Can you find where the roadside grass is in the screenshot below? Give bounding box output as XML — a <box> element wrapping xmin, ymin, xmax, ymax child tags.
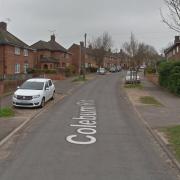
<box><xmin>72</xmin><ymin>76</ymin><xmax>87</xmax><ymax>82</ymax></box>
<box><xmin>162</xmin><ymin>126</ymin><xmax>180</xmax><ymax>161</ymax></box>
<box><xmin>0</xmin><ymin>107</ymin><xmax>14</xmax><ymax>118</ymax></box>
<box><xmin>124</xmin><ymin>83</ymin><xmax>143</xmax><ymax>89</ymax></box>
<box><xmin>139</xmin><ymin>96</ymin><xmax>162</xmax><ymax>106</ymax></box>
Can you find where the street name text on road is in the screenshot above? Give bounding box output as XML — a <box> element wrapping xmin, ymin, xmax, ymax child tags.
<box><xmin>66</xmin><ymin>100</ymin><xmax>97</xmax><ymax>145</ymax></box>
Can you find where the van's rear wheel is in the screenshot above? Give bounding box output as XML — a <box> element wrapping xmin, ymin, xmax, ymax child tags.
<box><xmin>40</xmin><ymin>97</ymin><xmax>45</xmax><ymax>108</ymax></box>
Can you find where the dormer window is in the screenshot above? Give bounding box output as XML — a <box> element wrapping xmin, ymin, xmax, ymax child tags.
<box><xmin>15</xmin><ymin>47</ymin><xmax>20</xmax><ymax>55</ymax></box>
<box><xmin>24</xmin><ymin>49</ymin><xmax>28</xmax><ymax>56</ymax></box>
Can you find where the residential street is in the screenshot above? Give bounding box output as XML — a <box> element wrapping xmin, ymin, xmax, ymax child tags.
<box><xmin>0</xmin><ymin>73</ymin><xmax>178</xmax><ymax>180</ymax></box>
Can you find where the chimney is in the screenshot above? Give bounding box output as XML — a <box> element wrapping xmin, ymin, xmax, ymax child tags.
<box><xmin>174</xmin><ymin>36</ymin><xmax>180</xmax><ymax>43</ymax></box>
<box><xmin>0</xmin><ymin>22</ymin><xmax>7</xmax><ymax>31</ymax></box>
<box><xmin>50</xmin><ymin>34</ymin><xmax>55</xmax><ymax>42</ymax></box>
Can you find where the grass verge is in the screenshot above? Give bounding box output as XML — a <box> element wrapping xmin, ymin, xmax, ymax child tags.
<box><xmin>124</xmin><ymin>83</ymin><xmax>143</xmax><ymax>89</ymax></box>
<box><xmin>72</xmin><ymin>76</ymin><xmax>87</xmax><ymax>82</ymax></box>
<box><xmin>162</xmin><ymin>126</ymin><xmax>180</xmax><ymax>161</ymax></box>
<box><xmin>139</xmin><ymin>96</ymin><xmax>162</xmax><ymax>106</ymax></box>
<box><xmin>0</xmin><ymin>107</ymin><xmax>14</xmax><ymax>118</ymax></box>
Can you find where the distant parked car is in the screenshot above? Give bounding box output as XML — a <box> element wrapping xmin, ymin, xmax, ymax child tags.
<box><xmin>97</xmin><ymin>68</ymin><xmax>106</xmax><ymax>75</ymax></box>
<box><xmin>12</xmin><ymin>78</ymin><xmax>55</xmax><ymax>108</ymax></box>
<box><xmin>109</xmin><ymin>67</ymin><xmax>116</xmax><ymax>73</ymax></box>
<box><xmin>139</xmin><ymin>65</ymin><xmax>146</xmax><ymax>70</ymax></box>
<box><xmin>116</xmin><ymin>66</ymin><xmax>122</xmax><ymax>72</ymax></box>
<box><xmin>125</xmin><ymin>70</ymin><xmax>140</xmax><ymax>84</ymax></box>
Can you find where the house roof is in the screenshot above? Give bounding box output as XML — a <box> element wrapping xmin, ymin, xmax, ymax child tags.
<box><xmin>0</xmin><ymin>28</ymin><xmax>30</xmax><ymax>49</ymax></box>
<box><xmin>31</xmin><ymin>37</ymin><xmax>68</xmax><ymax>53</ymax></box>
<box><xmin>164</xmin><ymin>42</ymin><xmax>180</xmax><ymax>55</ymax></box>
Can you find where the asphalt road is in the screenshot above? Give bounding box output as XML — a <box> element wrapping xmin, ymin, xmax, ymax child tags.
<box><xmin>0</xmin><ymin>72</ymin><xmax>178</xmax><ymax>180</ymax></box>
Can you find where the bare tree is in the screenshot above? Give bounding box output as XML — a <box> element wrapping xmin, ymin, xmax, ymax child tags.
<box><xmin>123</xmin><ymin>33</ymin><xmax>139</xmax><ymax>69</ymax></box>
<box><xmin>161</xmin><ymin>0</ymin><xmax>180</xmax><ymax>32</ymax></box>
<box><xmin>89</xmin><ymin>32</ymin><xmax>113</xmax><ymax>67</ymax></box>
<box><xmin>123</xmin><ymin>33</ymin><xmax>159</xmax><ymax>82</ymax></box>
<box><xmin>123</xmin><ymin>33</ymin><xmax>159</xmax><ymax>69</ymax></box>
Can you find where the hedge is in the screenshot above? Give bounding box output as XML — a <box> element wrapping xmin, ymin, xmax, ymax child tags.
<box><xmin>158</xmin><ymin>61</ymin><xmax>180</xmax><ymax>95</ymax></box>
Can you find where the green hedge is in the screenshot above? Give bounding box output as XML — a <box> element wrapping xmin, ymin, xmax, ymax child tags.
<box><xmin>64</xmin><ymin>65</ymin><xmax>76</xmax><ymax>77</ymax></box>
<box><xmin>27</xmin><ymin>68</ymin><xmax>57</xmax><ymax>74</ymax></box>
<box><xmin>145</xmin><ymin>66</ymin><xmax>156</xmax><ymax>74</ymax></box>
<box><xmin>158</xmin><ymin>61</ymin><xmax>180</xmax><ymax>95</ymax></box>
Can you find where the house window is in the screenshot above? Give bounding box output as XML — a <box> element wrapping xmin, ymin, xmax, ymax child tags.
<box><xmin>15</xmin><ymin>47</ymin><xmax>20</xmax><ymax>55</ymax></box>
<box><xmin>24</xmin><ymin>63</ymin><xmax>29</xmax><ymax>74</ymax></box>
<box><xmin>24</xmin><ymin>49</ymin><xmax>28</xmax><ymax>56</ymax></box>
<box><xmin>15</xmin><ymin>64</ymin><xmax>20</xmax><ymax>73</ymax></box>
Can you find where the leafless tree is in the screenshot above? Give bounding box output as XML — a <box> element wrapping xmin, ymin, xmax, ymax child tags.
<box><xmin>123</xmin><ymin>33</ymin><xmax>159</xmax><ymax>82</ymax></box>
<box><xmin>161</xmin><ymin>0</ymin><xmax>180</xmax><ymax>32</ymax></box>
<box><xmin>89</xmin><ymin>32</ymin><xmax>113</xmax><ymax>67</ymax></box>
<box><xmin>123</xmin><ymin>33</ymin><xmax>139</xmax><ymax>69</ymax></box>
<box><xmin>123</xmin><ymin>33</ymin><xmax>159</xmax><ymax>69</ymax></box>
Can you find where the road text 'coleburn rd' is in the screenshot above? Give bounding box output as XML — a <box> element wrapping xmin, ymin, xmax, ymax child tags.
<box><xmin>66</xmin><ymin>100</ymin><xmax>97</xmax><ymax>145</ymax></box>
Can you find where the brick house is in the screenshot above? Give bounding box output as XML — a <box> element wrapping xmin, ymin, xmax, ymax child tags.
<box><xmin>0</xmin><ymin>22</ymin><xmax>35</xmax><ymax>78</ymax></box>
<box><xmin>31</xmin><ymin>35</ymin><xmax>72</xmax><ymax>70</ymax></box>
<box><xmin>164</xmin><ymin>36</ymin><xmax>180</xmax><ymax>60</ymax></box>
<box><xmin>69</xmin><ymin>43</ymin><xmax>122</xmax><ymax>73</ymax></box>
<box><xmin>103</xmin><ymin>51</ymin><xmax>121</xmax><ymax>69</ymax></box>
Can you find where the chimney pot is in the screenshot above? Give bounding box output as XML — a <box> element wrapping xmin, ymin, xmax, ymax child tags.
<box><xmin>175</xmin><ymin>36</ymin><xmax>180</xmax><ymax>43</ymax></box>
<box><xmin>0</xmin><ymin>22</ymin><xmax>7</xmax><ymax>31</ymax></box>
<box><xmin>51</xmin><ymin>34</ymin><xmax>55</xmax><ymax>42</ymax></box>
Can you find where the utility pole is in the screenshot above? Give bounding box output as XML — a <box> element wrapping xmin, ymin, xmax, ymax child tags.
<box><xmin>83</xmin><ymin>33</ymin><xmax>87</xmax><ymax>80</ymax></box>
<box><xmin>80</xmin><ymin>41</ymin><xmax>84</xmax><ymax>76</ymax></box>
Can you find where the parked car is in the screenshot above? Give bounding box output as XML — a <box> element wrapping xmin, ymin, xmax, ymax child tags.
<box><xmin>97</xmin><ymin>68</ymin><xmax>106</xmax><ymax>75</ymax></box>
<box><xmin>125</xmin><ymin>70</ymin><xmax>140</xmax><ymax>84</ymax></box>
<box><xmin>109</xmin><ymin>67</ymin><xmax>116</xmax><ymax>73</ymax></box>
<box><xmin>116</xmin><ymin>66</ymin><xmax>122</xmax><ymax>72</ymax></box>
<box><xmin>139</xmin><ymin>65</ymin><xmax>146</xmax><ymax>69</ymax></box>
<box><xmin>12</xmin><ymin>78</ymin><xmax>55</xmax><ymax>108</ymax></box>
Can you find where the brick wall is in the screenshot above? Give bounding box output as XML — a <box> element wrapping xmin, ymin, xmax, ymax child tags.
<box><xmin>146</xmin><ymin>74</ymin><xmax>159</xmax><ymax>86</ymax></box>
<box><xmin>3</xmin><ymin>45</ymin><xmax>35</xmax><ymax>75</ymax></box>
<box><xmin>0</xmin><ymin>46</ymin><xmax>4</xmax><ymax>76</ymax></box>
<box><xmin>69</xmin><ymin>44</ymin><xmax>81</xmax><ymax>73</ymax></box>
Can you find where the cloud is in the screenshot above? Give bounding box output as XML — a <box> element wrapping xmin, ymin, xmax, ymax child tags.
<box><xmin>0</xmin><ymin>0</ymin><xmax>176</xmax><ymax>52</ymax></box>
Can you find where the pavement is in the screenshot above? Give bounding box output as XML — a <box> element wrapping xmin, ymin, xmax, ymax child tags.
<box><xmin>126</xmin><ymin>73</ymin><xmax>180</xmax><ymax>128</ymax></box>
<box><xmin>0</xmin><ymin>72</ymin><xmax>178</xmax><ymax>180</ymax></box>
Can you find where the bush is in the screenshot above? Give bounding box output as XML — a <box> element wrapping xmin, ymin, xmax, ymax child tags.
<box><xmin>145</xmin><ymin>66</ymin><xmax>156</xmax><ymax>74</ymax></box>
<box><xmin>158</xmin><ymin>60</ymin><xmax>180</xmax><ymax>95</ymax></box>
<box><xmin>86</xmin><ymin>67</ymin><xmax>98</xmax><ymax>73</ymax></box>
<box><xmin>65</xmin><ymin>65</ymin><xmax>76</xmax><ymax>77</ymax></box>
<box><xmin>27</xmin><ymin>68</ymin><xmax>57</xmax><ymax>74</ymax></box>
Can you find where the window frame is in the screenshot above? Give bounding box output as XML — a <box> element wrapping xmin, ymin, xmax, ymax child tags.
<box><xmin>15</xmin><ymin>64</ymin><xmax>20</xmax><ymax>74</ymax></box>
<box><xmin>15</xmin><ymin>47</ymin><xmax>21</xmax><ymax>55</ymax></box>
<box><xmin>24</xmin><ymin>49</ymin><xmax>29</xmax><ymax>57</ymax></box>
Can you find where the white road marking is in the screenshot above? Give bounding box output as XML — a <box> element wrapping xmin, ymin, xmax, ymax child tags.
<box><xmin>66</xmin><ymin>100</ymin><xmax>97</xmax><ymax>145</ymax></box>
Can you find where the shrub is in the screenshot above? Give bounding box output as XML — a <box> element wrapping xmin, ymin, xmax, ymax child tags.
<box><xmin>65</xmin><ymin>65</ymin><xmax>76</xmax><ymax>77</ymax></box>
<box><xmin>145</xmin><ymin>66</ymin><xmax>156</xmax><ymax>74</ymax></box>
<box><xmin>158</xmin><ymin>61</ymin><xmax>174</xmax><ymax>88</ymax></box>
<box><xmin>86</xmin><ymin>67</ymin><xmax>98</xmax><ymax>73</ymax></box>
<box><xmin>27</xmin><ymin>68</ymin><xmax>57</xmax><ymax>74</ymax></box>
<box><xmin>158</xmin><ymin>60</ymin><xmax>180</xmax><ymax>95</ymax></box>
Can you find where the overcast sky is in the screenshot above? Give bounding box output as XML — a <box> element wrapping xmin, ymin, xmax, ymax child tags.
<box><xmin>0</xmin><ymin>0</ymin><xmax>177</xmax><ymax>53</ymax></box>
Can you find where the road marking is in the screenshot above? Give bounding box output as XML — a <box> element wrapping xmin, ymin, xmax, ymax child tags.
<box><xmin>66</xmin><ymin>100</ymin><xmax>97</xmax><ymax>145</ymax></box>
